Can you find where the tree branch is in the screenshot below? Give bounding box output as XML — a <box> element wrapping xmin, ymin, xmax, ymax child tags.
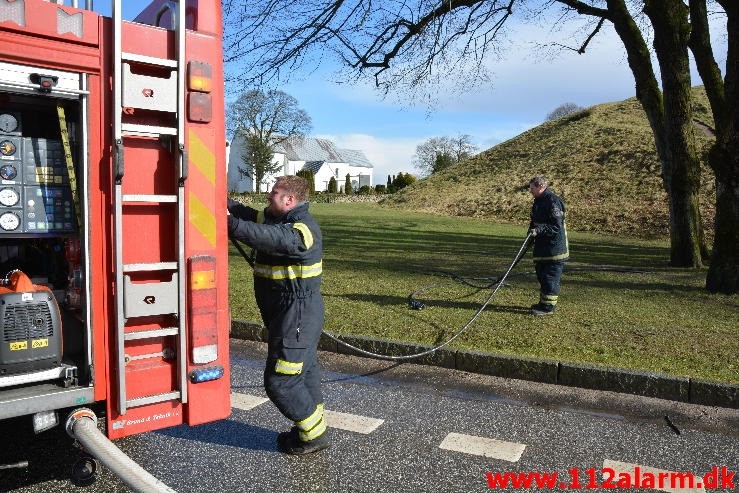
<box><xmin>600</xmin><ymin>0</ymin><xmax>665</xmax><ymax>161</ymax></box>
<box><xmin>688</xmin><ymin>0</ymin><xmax>728</xmax><ymax>138</ymax></box>
<box><xmin>550</xmin><ymin>16</ymin><xmax>606</xmax><ymax>54</ymax></box>
<box><xmin>554</xmin><ymin>0</ymin><xmax>610</xmax><ymax>19</ymax></box>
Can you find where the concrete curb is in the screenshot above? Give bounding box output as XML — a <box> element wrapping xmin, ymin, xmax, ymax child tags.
<box><xmin>230</xmin><ymin>319</ymin><xmax>738</xmax><ymax>409</ymax></box>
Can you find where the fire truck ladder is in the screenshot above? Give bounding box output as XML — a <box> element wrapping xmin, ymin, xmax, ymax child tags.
<box><xmin>112</xmin><ymin>0</ymin><xmax>188</xmax><ymax>415</ymax></box>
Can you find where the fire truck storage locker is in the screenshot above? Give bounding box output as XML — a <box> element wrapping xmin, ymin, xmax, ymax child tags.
<box><xmin>0</xmin><ymin>61</ymin><xmax>94</xmax><ymax>424</ymax></box>
<box><xmin>0</xmin><ymin>0</ymin><xmax>231</xmax><ymax>441</ymax></box>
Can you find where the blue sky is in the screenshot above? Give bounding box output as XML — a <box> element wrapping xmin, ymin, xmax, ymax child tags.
<box><xmin>108</xmin><ymin>1</ymin><xmax>725</xmax><ymax>184</ymax></box>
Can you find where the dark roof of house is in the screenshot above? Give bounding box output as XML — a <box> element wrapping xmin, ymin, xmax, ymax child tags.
<box><xmin>302</xmin><ymin>161</ymin><xmax>326</xmax><ymax>174</ymax></box>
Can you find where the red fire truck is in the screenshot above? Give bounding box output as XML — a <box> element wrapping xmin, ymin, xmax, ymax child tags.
<box><xmin>0</xmin><ymin>0</ymin><xmax>230</xmax><ymax>479</ymax></box>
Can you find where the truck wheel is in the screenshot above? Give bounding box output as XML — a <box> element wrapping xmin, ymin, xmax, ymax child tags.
<box><xmin>70</xmin><ymin>455</ymin><xmax>97</xmax><ymax>487</ymax></box>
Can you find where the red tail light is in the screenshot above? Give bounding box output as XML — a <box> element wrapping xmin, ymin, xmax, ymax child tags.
<box><xmin>188</xmin><ymin>92</ymin><xmax>212</xmax><ymax>123</ymax></box>
<box><xmin>188</xmin><ymin>255</ymin><xmax>218</xmax><ymax>364</ymax></box>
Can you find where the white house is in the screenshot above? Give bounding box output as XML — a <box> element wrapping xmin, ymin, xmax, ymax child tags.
<box><xmin>227</xmin><ymin>133</ymin><xmax>374</xmax><ymax>193</ymax></box>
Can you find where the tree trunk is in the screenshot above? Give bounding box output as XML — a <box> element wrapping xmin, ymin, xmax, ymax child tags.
<box><xmin>705</xmin><ymin>145</ymin><xmax>739</xmax><ymax>293</ymax></box>
<box><xmin>644</xmin><ymin>0</ymin><xmax>704</xmax><ymax>267</ymax></box>
<box><xmin>704</xmin><ymin>0</ymin><xmax>739</xmax><ymax>293</ymax></box>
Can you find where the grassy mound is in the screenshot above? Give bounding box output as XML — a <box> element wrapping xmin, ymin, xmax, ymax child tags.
<box><xmin>381</xmin><ymin>87</ymin><xmax>716</xmax><ymax>242</ymax></box>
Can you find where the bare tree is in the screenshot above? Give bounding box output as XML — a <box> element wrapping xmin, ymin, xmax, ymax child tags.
<box><xmin>546</xmin><ymin>102</ymin><xmax>585</xmax><ymax>121</ymax></box>
<box><xmin>223</xmin><ymin>1</ymin><xmax>738</xmax><ymax>293</ymax></box>
<box><xmin>413</xmin><ymin>135</ymin><xmax>478</xmax><ymax>175</ymax></box>
<box><xmin>227</xmin><ymin>89</ymin><xmax>312</xmax><ymax>192</ymax></box>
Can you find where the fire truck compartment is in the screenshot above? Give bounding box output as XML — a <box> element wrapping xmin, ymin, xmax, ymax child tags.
<box><xmin>0</xmin><ymin>71</ymin><xmax>92</xmax><ymax>417</ymax></box>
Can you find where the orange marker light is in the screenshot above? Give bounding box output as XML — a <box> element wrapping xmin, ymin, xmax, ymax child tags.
<box><xmin>188</xmin><ymin>61</ymin><xmax>212</xmax><ymax>93</ymax></box>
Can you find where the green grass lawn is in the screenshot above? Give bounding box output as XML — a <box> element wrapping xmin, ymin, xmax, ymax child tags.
<box><xmin>228</xmin><ymin>202</ymin><xmax>738</xmax><ymax>384</ymax></box>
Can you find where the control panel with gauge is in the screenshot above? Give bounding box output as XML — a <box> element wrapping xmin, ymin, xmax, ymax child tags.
<box><xmin>0</xmin><ymin>112</ymin><xmax>76</xmax><ymax>235</ymax></box>
<box><xmin>0</xmin><ymin>112</ymin><xmax>20</xmax><ymax>135</ymax></box>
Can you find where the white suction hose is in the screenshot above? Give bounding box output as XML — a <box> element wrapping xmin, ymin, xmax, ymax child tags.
<box><xmin>65</xmin><ymin>408</ymin><xmax>177</xmax><ymax>492</ymax></box>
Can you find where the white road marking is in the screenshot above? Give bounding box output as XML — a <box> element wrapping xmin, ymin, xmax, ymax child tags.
<box><xmin>439</xmin><ymin>432</ymin><xmax>526</xmax><ymax>462</ymax></box>
<box><xmin>603</xmin><ymin>459</ymin><xmax>706</xmax><ymax>493</ymax></box>
<box><xmin>230</xmin><ymin>393</ymin><xmax>384</xmax><ymax>434</ymax></box>
<box><xmin>323</xmin><ymin>409</ymin><xmax>384</xmax><ymax>434</ymax></box>
<box><xmin>231</xmin><ymin>392</ymin><xmax>269</xmax><ymax>410</ymax></box>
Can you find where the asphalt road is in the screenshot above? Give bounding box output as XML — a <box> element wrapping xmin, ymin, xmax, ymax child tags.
<box><xmin>2</xmin><ymin>339</ymin><xmax>737</xmax><ymax>492</ymax></box>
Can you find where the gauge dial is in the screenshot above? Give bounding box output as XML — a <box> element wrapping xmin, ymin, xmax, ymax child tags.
<box><xmin>0</xmin><ymin>211</ymin><xmax>20</xmax><ymax>231</ymax></box>
<box><xmin>0</xmin><ymin>114</ymin><xmax>18</xmax><ymax>134</ymax></box>
<box><xmin>0</xmin><ymin>164</ymin><xmax>17</xmax><ymax>180</ymax></box>
<box><xmin>0</xmin><ymin>140</ymin><xmax>17</xmax><ymax>157</ymax></box>
<box><xmin>0</xmin><ymin>187</ymin><xmax>19</xmax><ymax>207</ymax></box>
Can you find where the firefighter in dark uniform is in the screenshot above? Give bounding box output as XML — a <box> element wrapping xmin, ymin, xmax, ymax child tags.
<box><xmin>227</xmin><ymin>175</ymin><xmax>329</xmax><ymax>455</ymax></box>
<box><xmin>528</xmin><ymin>176</ymin><xmax>569</xmax><ymax>315</ymax></box>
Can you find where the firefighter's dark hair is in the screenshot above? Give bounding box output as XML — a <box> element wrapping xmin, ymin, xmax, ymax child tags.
<box><xmin>275</xmin><ymin>175</ymin><xmax>310</xmax><ymax>202</ymax></box>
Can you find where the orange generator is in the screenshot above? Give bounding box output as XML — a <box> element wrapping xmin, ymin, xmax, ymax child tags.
<box><xmin>0</xmin><ymin>0</ymin><xmax>231</xmax><ymax>447</ymax></box>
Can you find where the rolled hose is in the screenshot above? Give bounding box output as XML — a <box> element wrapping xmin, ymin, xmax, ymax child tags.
<box><xmin>65</xmin><ymin>408</ymin><xmax>177</xmax><ymax>493</ymax></box>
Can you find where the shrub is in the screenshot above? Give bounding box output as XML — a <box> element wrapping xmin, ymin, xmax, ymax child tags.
<box><xmin>565</xmin><ymin>109</ymin><xmax>592</xmax><ymax>123</ymax></box>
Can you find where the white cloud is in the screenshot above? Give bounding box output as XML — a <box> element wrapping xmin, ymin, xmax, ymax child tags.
<box><xmin>316</xmin><ymin>133</ymin><xmax>420</xmax><ymax>183</ymax></box>
<box><xmin>436</xmin><ymin>28</ymin><xmax>635</xmax><ymax>118</ymax></box>
<box><xmin>311</xmin><ymin>20</ymin><xmax>637</xmax><ymax>120</ymax></box>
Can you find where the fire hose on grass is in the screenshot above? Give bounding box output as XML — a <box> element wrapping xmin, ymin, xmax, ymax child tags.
<box><xmin>65</xmin><ymin>408</ymin><xmax>177</xmax><ymax>493</ymax></box>
<box><xmin>231</xmin><ymin>232</ymin><xmax>535</xmax><ymax>362</ymax></box>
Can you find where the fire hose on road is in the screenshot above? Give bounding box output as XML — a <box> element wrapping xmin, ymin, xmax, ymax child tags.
<box><xmin>65</xmin><ymin>408</ymin><xmax>177</xmax><ymax>493</ymax></box>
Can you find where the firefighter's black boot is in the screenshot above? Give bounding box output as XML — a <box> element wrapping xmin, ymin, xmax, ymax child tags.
<box><xmin>277</xmin><ymin>427</ymin><xmax>330</xmax><ymax>455</ymax></box>
<box><xmin>530</xmin><ymin>303</ymin><xmax>555</xmax><ymax>316</ymax></box>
